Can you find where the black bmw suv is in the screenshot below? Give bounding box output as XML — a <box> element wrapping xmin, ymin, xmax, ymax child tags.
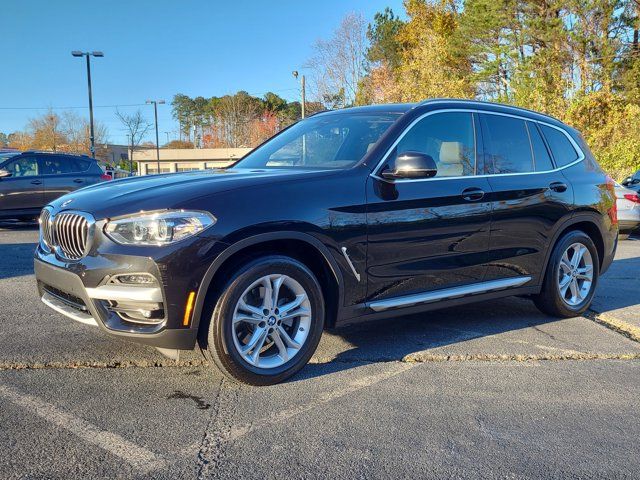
<box><xmin>34</xmin><ymin>100</ymin><xmax>618</xmax><ymax>385</ymax></box>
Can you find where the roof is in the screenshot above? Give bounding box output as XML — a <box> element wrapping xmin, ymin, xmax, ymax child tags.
<box><xmin>314</xmin><ymin>99</ymin><xmax>567</xmax><ymax>128</ymax></box>
<box><xmin>19</xmin><ymin>150</ymin><xmax>93</xmax><ymax>158</ymax></box>
<box><xmin>418</xmin><ymin>98</ymin><xmax>566</xmax><ymax>126</ymax></box>
<box><xmin>315</xmin><ymin>103</ymin><xmax>417</xmax><ymax>116</ymax></box>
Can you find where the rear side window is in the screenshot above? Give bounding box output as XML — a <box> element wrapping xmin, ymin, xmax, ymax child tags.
<box><xmin>480</xmin><ymin>114</ymin><xmax>533</xmax><ymax>174</ymax></box>
<box><xmin>394</xmin><ymin>112</ymin><xmax>476</xmax><ymax>177</ymax></box>
<box><xmin>40</xmin><ymin>156</ymin><xmax>91</xmax><ymax>174</ymax></box>
<box><xmin>540</xmin><ymin>125</ymin><xmax>579</xmax><ymax>167</ymax></box>
<box><xmin>526</xmin><ymin>122</ymin><xmax>554</xmax><ymax>171</ymax></box>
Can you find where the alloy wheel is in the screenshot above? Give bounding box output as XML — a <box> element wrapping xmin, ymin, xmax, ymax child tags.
<box><xmin>231</xmin><ymin>274</ymin><xmax>311</xmax><ymax>369</ymax></box>
<box><xmin>557</xmin><ymin>242</ymin><xmax>594</xmax><ymax>307</ymax></box>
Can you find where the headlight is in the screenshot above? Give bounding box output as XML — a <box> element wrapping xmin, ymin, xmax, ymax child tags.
<box><xmin>104</xmin><ymin>210</ymin><xmax>215</xmax><ymax>246</ymax></box>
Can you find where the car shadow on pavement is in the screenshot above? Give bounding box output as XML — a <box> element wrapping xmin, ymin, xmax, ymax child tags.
<box><xmin>292</xmin><ymin>296</ymin><xmax>562</xmax><ymax>383</ymax></box>
<box><xmin>0</xmin><ymin>243</ymin><xmax>37</xmax><ymax>279</ymax></box>
<box><xmin>293</xmin><ymin>249</ymin><xmax>640</xmax><ymax>383</ymax></box>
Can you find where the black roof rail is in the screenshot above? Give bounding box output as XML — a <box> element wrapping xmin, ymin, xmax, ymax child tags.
<box><xmin>417</xmin><ymin>98</ymin><xmax>562</xmax><ymax>124</ymax></box>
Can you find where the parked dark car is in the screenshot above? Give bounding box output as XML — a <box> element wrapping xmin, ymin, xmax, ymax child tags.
<box><xmin>622</xmin><ymin>170</ymin><xmax>640</xmax><ymax>192</ymax></box>
<box><xmin>0</xmin><ymin>151</ymin><xmax>109</xmax><ymax>220</ymax></box>
<box><xmin>34</xmin><ymin>99</ymin><xmax>618</xmax><ymax>385</ymax></box>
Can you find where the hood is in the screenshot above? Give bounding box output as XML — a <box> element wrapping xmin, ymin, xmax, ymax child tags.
<box><xmin>49</xmin><ymin>168</ymin><xmax>333</xmax><ymax>219</ymax></box>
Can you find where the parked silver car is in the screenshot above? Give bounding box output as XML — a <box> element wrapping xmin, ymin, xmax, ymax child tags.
<box><xmin>615</xmin><ymin>182</ymin><xmax>640</xmax><ymax>238</ymax></box>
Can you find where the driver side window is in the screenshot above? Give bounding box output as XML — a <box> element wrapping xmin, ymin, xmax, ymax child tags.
<box><xmin>3</xmin><ymin>156</ymin><xmax>39</xmax><ymax>177</ymax></box>
<box><xmin>393</xmin><ymin>112</ymin><xmax>476</xmax><ymax>177</ymax></box>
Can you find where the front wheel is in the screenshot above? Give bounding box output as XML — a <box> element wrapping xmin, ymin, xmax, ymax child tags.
<box><xmin>204</xmin><ymin>255</ymin><xmax>325</xmax><ymax>385</ymax></box>
<box><xmin>533</xmin><ymin>230</ymin><xmax>599</xmax><ymax>317</ymax></box>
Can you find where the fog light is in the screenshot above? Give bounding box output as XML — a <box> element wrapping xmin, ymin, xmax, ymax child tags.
<box><xmin>110</xmin><ymin>274</ymin><xmax>157</xmax><ymax>285</ymax></box>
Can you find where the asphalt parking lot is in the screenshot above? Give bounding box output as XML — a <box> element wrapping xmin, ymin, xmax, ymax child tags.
<box><xmin>1</xmin><ymin>221</ymin><xmax>639</xmax><ymax>479</ymax></box>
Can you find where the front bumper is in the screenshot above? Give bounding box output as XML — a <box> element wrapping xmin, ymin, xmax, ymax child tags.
<box><xmin>34</xmin><ymin>236</ymin><xmax>225</xmax><ymax>349</ymax></box>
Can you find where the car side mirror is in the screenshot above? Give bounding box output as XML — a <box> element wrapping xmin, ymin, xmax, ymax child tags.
<box><xmin>381</xmin><ymin>151</ymin><xmax>438</xmax><ymax>180</ymax></box>
<box><xmin>0</xmin><ymin>169</ymin><xmax>11</xmax><ymax>179</ymax></box>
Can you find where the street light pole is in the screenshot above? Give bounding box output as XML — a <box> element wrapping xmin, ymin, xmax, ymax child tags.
<box><xmin>72</xmin><ymin>51</ymin><xmax>104</xmax><ymax>158</ymax></box>
<box><xmin>146</xmin><ymin>99</ymin><xmax>165</xmax><ymax>173</ymax></box>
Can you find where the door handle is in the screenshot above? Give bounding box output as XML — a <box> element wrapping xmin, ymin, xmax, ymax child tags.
<box><xmin>73</xmin><ymin>178</ymin><xmax>84</xmax><ymax>184</ymax></box>
<box><xmin>462</xmin><ymin>187</ymin><xmax>485</xmax><ymax>202</ymax></box>
<box><xmin>30</xmin><ymin>180</ymin><xmax>42</xmax><ymax>185</ymax></box>
<box><xmin>549</xmin><ymin>182</ymin><xmax>568</xmax><ymax>193</ymax></box>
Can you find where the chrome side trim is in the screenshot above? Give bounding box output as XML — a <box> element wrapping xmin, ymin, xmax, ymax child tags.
<box><xmin>368</xmin><ymin>276</ymin><xmax>532</xmax><ymax>312</ymax></box>
<box><xmin>370</xmin><ymin>108</ymin><xmax>585</xmax><ymax>184</ymax></box>
<box><xmin>41</xmin><ymin>292</ymin><xmax>98</xmax><ymax>327</ymax></box>
<box><xmin>341</xmin><ymin>247</ymin><xmax>361</xmax><ymax>282</ymax></box>
<box><xmin>85</xmin><ymin>284</ymin><xmax>163</xmax><ymax>303</ymax></box>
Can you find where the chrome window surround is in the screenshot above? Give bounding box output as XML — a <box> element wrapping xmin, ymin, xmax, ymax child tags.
<box><xmin>371</xmin><ymin>108</ymin><xmax>585</xmax><ymax>183</ymax></box>
<box><xmin>39</xmin><ymin>207</ymin><xmax>96</xmax><ymax>261</ymax></box>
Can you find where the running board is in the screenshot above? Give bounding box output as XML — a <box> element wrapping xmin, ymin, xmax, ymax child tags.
<box><xmin>368</xmin><ymin>276</ymin><xmax>532</xmax><ymax>312</ymax></box>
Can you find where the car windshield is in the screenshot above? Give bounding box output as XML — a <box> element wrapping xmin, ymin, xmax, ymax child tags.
<box><xmin>234</xmin><ymin>113</ymin><xmax>400</xmax><ymax>170</ymax></box>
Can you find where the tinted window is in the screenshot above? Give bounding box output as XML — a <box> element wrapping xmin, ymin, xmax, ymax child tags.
<box><xmin>393</xmin><ymin>112</ymin><xmax>476</xmax><ymax>177</ymax></box>
<box><xmin>2</xmin><ymin>156</ymin><xmax>38</xmax><ymax>177</ymax></box>
<box><xmin>527</xmin><ymin>122</ymin><xmax>554</xmax><ymax>171</ymax></box>
<box><xmin>540</xmin><ymin>125</ymin><xmax>579</xmax><ymax>167</ymax></box>
<box><xmin>40</xmin><ymin>156</ymin><xmax>91</xmax><ymax>174</ymax></box>
<box><xmin>480</xmin><ymin>114</ymin><xmax>533</xmax><ymax>174</ymax></box>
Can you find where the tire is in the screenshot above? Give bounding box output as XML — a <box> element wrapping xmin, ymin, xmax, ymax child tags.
<box><xmin>203</xmin><ymin>255</ymin><xmax>325</xmax><ymax>385</ymax></box>
<box><xmin>533</xmin><ymin>230</ymin><xmax>599</xmax><ymax>317</ymax></box>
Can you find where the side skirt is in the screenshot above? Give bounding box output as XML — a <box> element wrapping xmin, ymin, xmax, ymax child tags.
<box><xmin>368</xmin><ymin>276</ymin><xmax>532</xmax><ymax>312</ymax></box>
<box><xmin>334</xmin><ymin>283</ymin><xmax>540</xmax><ymax>328</ymax></box>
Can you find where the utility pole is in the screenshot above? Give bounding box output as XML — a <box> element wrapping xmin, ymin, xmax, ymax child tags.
<box><xmin>72</xmin><ymin>51</ymin><xmax>104</xmax><ymax>158</ymax></box>
<box><xmin>301</xmin><ymin>75</ymin><xmax>306</xmax><ymax>119</ymax></box>
<box><xmin>126</xmin><ymin>134</ymin><xmax>133</xmax><ymax>175</ymax></box>
<box><xmin>146</xmin><ymin>99</ymin><xmax>165</xmax><ymax>173</ymax></box>
<box><xmin>165</xmin><ymin>131</ymin><xmax>170</xmax><ymax>144</ymax></box>
<box><xmin>292</xmin><ymin>71</ymin><xmax>306</xmax><ymax>119</ymax></box>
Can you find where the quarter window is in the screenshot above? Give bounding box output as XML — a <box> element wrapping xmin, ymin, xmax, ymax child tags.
<box><xmin>392</xmin><ymin>112</ymin><xmax>476</xmax><ymax>177</ymax></box>
<box><xmin>540</xmin><ymin>125</ymin><xmax>579</xmax><ymax>167</ymax></box>
<box><xmin>527</xmin><ymin>122</ymin><xmax>554</xmax><ymax>172</ymax></box>
<box><xmin>480</xmin><ymin>114</ymin><xmax>533</xmax><ymax>174</ymax></box>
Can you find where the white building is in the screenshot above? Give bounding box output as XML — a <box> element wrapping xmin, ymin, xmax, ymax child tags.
<box><xmin>133</xmin><ymin>148</ymin><xmax>252</xmax><ymax>175</ymax></box>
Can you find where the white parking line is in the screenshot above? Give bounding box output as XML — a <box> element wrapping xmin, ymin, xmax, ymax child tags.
<box><xmin>0</xmin><ymin>384</ymin><xmax>167</xmax><ymax>474</ymax></box>
<box><xmin>226</xmin><ymin>362</ymin><xmax>416</xmax><ymax>443</ymax></box>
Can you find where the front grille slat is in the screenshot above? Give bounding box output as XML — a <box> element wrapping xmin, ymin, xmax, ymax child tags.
<box><xmin>39</xmin><ymin>209</ymin><xmax>52</xmax><ymax>246</ymax></box>
<box><xmin>39</xmin><ymin>210</ymin><xmax>92</xmax><ymax>260</ymax></box>
<box><xmin>76</xmin><ymin>216</ymin><xmax>85</xmax><ymax>257</ymax></box>
<box><xmin>72</xmin><ymin>215</ymin><xmax>82</xmax><ymax>257</ymax></box>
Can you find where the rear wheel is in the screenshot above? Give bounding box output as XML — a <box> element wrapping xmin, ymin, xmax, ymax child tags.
<box><xmin>533</xmin><ymin>230</ymin><xmax>599</xmax><ymax>317</ymax></box>
<box><xmin>204</xmin><ymin>255</ymin><xmax>325</xmax><ymax>385</ymax></box>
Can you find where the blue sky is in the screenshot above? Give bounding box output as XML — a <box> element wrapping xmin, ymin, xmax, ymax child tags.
<box><xmin>1</xmin><ymin>0</ymin><xmax>404</xmax><ymax>145</ymax></box>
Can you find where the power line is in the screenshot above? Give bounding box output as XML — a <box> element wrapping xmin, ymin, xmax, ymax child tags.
<box><xmin>0</xmin><ymin>103</ymin><xmax>148</xmax><ymax>111</ymax></box>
